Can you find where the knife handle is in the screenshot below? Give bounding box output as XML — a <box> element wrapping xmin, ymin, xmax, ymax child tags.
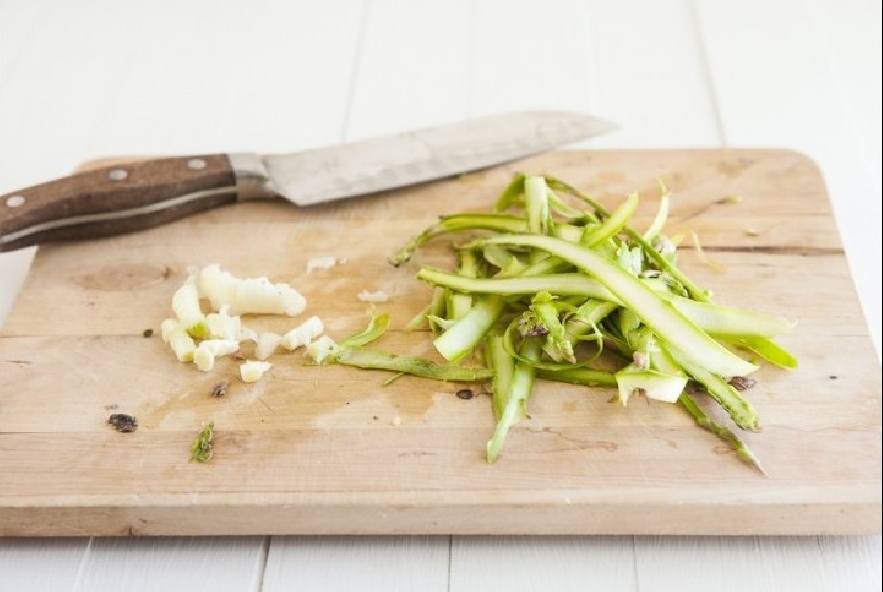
<box><xmin>0</xmin><ymin>154</ymin><xmax>239</xmax><ymax>252</ymax></box>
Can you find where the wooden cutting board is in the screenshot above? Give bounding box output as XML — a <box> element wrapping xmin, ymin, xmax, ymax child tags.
<box><xmin>1</xmin><ymin>149</ymin><xmax>879</xmax><ymax>536</ymax></box>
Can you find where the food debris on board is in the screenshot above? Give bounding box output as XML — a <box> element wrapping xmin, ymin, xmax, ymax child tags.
<box><xmin>155</xmin><ymin>173</ymin><xmax>797</xmax><ymax>471</ymax></box>
<box><xmin>190</xmin><ymin>422</ymin><xmax>215</xmax><ymax>463</ymax></box>
<box><xmin>455</xmin><ymin>388</ymin><xmax>475</xmax><ymax>400</ymax></box>
<box><xmin>240</xmin><ymin>360</ymin><xmax>272</xmax><ymax>383</ymax></box>
<box><xmin>210</xmin><ymin>381</ymin><xmax>229</xmax><ymax>398</ymax></box>
<box><xmin>357</xmin><ymin>289</ymin><xmax>389</xmax><ymax>303</ymax></box>
<box><xmin>107</xmin><ymin>413</ymin><xmax>138</xmax><ymax>433</ymax></box>
<box><xmin>306</xmin><ymin>256</ymin><xmax>338</xmax><ymax>273</ymax></box>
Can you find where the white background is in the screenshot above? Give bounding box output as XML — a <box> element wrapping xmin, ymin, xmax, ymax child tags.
<box><xmin>1</xmin><ymin>0</ymin><xmax>880</xmax><ymax>590</ymax></box>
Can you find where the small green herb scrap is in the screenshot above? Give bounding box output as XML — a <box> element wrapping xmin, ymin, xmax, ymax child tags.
<box><xmin>142</xmin><ymin>328</ymin><xmax>154</xmax><ymax>338</ymax></box>
<box><xmin>190</xmin><ymin>422</ymin><xmax>215</xmax><ymax>463</ymax></box>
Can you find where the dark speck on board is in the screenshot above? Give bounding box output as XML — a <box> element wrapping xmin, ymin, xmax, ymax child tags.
<box><xmin>108</xmin><ymin>413</ymin><xmax>138</xmax><ymax>433</ymax></box>
<box><xmin>456</xmin><ymin>388</ymin><xmax>474</xmax><ymax>400</ymax></box>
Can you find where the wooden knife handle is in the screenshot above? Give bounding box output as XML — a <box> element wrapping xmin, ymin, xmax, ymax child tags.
<box><xmin>0</xmin><ymin>154</ymin><xmax>239</xmax><ymax>252</ymax></box>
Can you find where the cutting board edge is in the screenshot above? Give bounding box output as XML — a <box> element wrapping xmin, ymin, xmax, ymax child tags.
<box><xmin>2</xmin><ymin>497</ymin><xmax>879</xmax><ymax>537</ymax></box>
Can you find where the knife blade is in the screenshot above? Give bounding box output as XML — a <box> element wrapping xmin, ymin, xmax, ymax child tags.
<box><xmin>0</xmin><ymin>111</ymin><xmax>615</xmax><ymax>252</ymax></box>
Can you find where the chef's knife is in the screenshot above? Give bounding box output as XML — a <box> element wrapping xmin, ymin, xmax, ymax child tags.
<box><xmin>0</xmin><ymin>111</ymin><xmax>615</xmax><ymax>252</ymax></box>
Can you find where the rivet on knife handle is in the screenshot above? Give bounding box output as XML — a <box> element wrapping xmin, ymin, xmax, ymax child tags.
<box><xmin>0</xmin><ymin>154</ymin><xmax>247</xmax><ymax>252</ymax></box>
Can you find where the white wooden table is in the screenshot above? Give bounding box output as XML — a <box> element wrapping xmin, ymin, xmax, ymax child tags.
<box><xmin>1</xmin><ymin>1</ymin><xmax>880</xmax><ymax>590</ymax></box>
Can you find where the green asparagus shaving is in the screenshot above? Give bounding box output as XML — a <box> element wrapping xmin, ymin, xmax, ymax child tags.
<box><xmin>529</xmin><ymin>291</ymin><xmax>575</xmax><ymax>363</ymax></box>
<box><xmin>381</xmin><ymin>372</ymin><xmax>406</xmax><ymax>386</ymax></box>
<box><xmin>378</xmin><ymin>172</ymin><xmax>796</xmax><ymax>467</ymax></box>
<box><xmin>335</xmin><ymin>348</ymin><xmax>492</xmax><ymax>382</ymax></box>
<box><xmin>662</xmin><ymin>294</ymin><xmax>796</xmax><ymax>337</ymax></box>
<box><xmin>581</xmin><ymin>192</ymin><xmax>639</xmax><ymax>247</ymax></box>
<box><xmin>537</xmin><ymin>367</ymin><xmax>618</xmax><ymax>388</ymax></box>
<box><xmin>448</xmin><ymin>250</ymin><xmax>480</xmax><ymax>321</ymax></box>
<box><xmin>426</xmin><ymin>315</ymin><xmax>455</xmax><ymax>331</ymax></box>
<box><xmin>486</xmin><ymin>327</ymin><xmax>515</xmax><ymax>419</ymax></box>
<box><xmin>525</xmin><ymin>175</ymin><xmax>552</xmax><ymax>236</ymax></box>
<box><xmin>487</xmin><ymin>338</ymin><xmax>541</xmax><ymax>463</ymax></box>
<box><xmin>546</xmin><ymin>175</ymin><xmax>711</xmax><ymax>302</ymax></box>
<box><xmin>500</xmin><ymin>315</ymin><xmax>595</xmax><ymax>372</ymax></box>
<box><xmin>482</xmin><ymin>243</ymin><xmax>523</xmax><ymax>272</ymax></box>
<box><xmin>617</xmin><ymin>243</ymin><xmax>644</xmax><ymax>276</ymax></box>
<box><xmin>433</xmin><ymin>295</ymin><xmax>505</xmax><ymax>362</ymax></box>
<box><xmin>417</xmin><ymin>269</ymin><xmax>787</xmax><ymax>340</ymax></box>
<box><xmin>339</xmin><ymin>308</ymin><xmax>391</xmax><ymax>348</ymax></box>
<box><xmin>466</xmin><ymin>235</ymin><xmax>758</xmax><ymax>378</ymax></box>
<box><xmin>546</xmin><ymin>186</ymin><xmax>589</xmax><ymax>219</ymax></box>
<box><xmin>390</xmin><ymin>213</ymin><xmax>528</xmax><ymax>266</ymax></box>
<box><xmin>643</xmin><ymin>181</ymin><xmax>671</xmax><ymax>241</ymax></box>
<box><xmin>190</xmin><ymin>422</ymin><xmax>215</xmax><ymax>463</ymax></box>
<box><xmin>494</xmin><ymin>173</ymin><xmax>526</xmax><ymax>211</ymax></box>
<box><xmin>564</xmin><ymin>299</ymin><xmax>618</xmax><ymax>344</ymax></box>
<box><xmin>613</xmin><ymin>326</ymin><xmax>688</xmax><ymax>404</ymax></box>
<box><xmin>678</xmin><ymin>392</ymin><xmax>765</xmax><ymax>474</ymax></box>
<box><xmin>664</xmin><ymin>342</ymin><xmax>759</xmax><ymax>431</ymax></box>
<box><xmin>554</xmin><ymin>223</ymin><xmax>587</xmax><ymax>243</ymax></box>
<box><xmin>417</xmin><ymin>268</ymin><xmax>617</xmax><ymax>301</ymax></box>
<box><xmin>720</xmin><ymin>334</ymin><xmax>799</xmax><ymax>369</ymax></box>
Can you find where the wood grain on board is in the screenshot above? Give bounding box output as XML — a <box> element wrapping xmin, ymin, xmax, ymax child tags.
<box><xmin>0</xmin><ymin>149</ymin><xmax>879</xmax><ymax>536</ymax></box>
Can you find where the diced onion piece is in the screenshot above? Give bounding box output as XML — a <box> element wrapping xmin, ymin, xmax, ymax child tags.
<box><xmin>240</xmin><ymin>360</ymin><xmax>272</xmax><ymax>383</ymax></box>
<box><xmin>193</xmin><ymin>339</ymin><xmax>240</xmax><ymax>372</ymax></box>
<box><xmin>171</xmin><ymin>272</ymin><xmax>207</xmax><ymax>337</ymax></box>
<box><xmin>306</xmin><ymin>256</ymin><xmax>337</xmax><ymax>273</ymax></box>
<box><xmin>254</xmin><ymin>332</ymin><xmax>283</xmax><ymax>361</ymax></box>
<box><xmin>238</xmin><ymin>325</ymin><xmax>259</xmax><ymax>343</ymax></box>
<box><xmin>160</xmin><ymin>318</ymin><xmax>197</xmax><ymax>362</ymax></box>
<box><xmin>205</xmin><ymin>305</ymin><xmax>242</xmax><ymax>340</ymax></box>
<box><xmin>281</xmin><ymin>316</ymin><xmax>324</xmax><ymax>350</ymax></box>
<box><xmin>357</xmin><ymin>290</ymin><xmax>388</xmax><ymax>303</ymax></box>
<box><xmin>198</xmin><ymin>263</ymin><xmax>306</xmax><ymax>316</ymax></box>
<box><xmin>306</xmin><ymin>335</ymin><xmax>339</xmax><ymax>364</ymax></box>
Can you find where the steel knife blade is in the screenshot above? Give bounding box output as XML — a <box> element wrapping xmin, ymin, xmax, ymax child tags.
<box><xmin>0</xmin><ymin>111</ymin><xmax>615</xmax><ymax>252</ymax></box>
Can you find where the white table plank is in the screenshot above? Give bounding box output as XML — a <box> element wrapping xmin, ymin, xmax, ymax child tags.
<box><xmin>634</xmin><ymin>536</ymin><xmax>882</xmax><ymax>592</ymax></box>
<box><xmin>469</xmin><ymin>0</ymin><xmax>592</xmax><ymax>121</ymax></box>
<box><xmin>450</xmin><ymin>536</ymin><xmax>636</xmax><ymax>592</ymax></box>
<box><xmin>808</xmin><ymin>0</ymin><xmax>882</xmax><ymax>190</ymax></box>
<box><xmin>586</xmin><ymin>0</ymin><xmax>721</xmax><ymax>148</ymax></box>
<box><xmin>74</xmin><ymin>537</ymin><xmax>268</xmax><ymax>592</ymax></box>
<box><xmin>0</xmin><ymin>538</ymin><xmax>89</xmax><ymax>592</ymax></box>
<box><xmin>816</xmin><ymin>536</ymin><xmax>883</xmax><ymax>591</ymax></box>
<box><xmin>0</xmin><ymin>0</ymin><xmax>54</xmax><ymax>87</ymax></box>
<box><xmin>261</xmin><ymin>536</ymin><xmax>449</xmax><ymax>592</ymax></box>
<box><xmin>344</xmin><ymin>0</ymin><xmax>473</xmax><ymax>140</ymax></box>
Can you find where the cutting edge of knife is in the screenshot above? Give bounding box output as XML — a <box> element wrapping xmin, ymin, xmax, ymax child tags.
<box><xmin>256</xmin><ymin>110</ymin><xmax>617</xmax><ymax>207</ymax></box>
